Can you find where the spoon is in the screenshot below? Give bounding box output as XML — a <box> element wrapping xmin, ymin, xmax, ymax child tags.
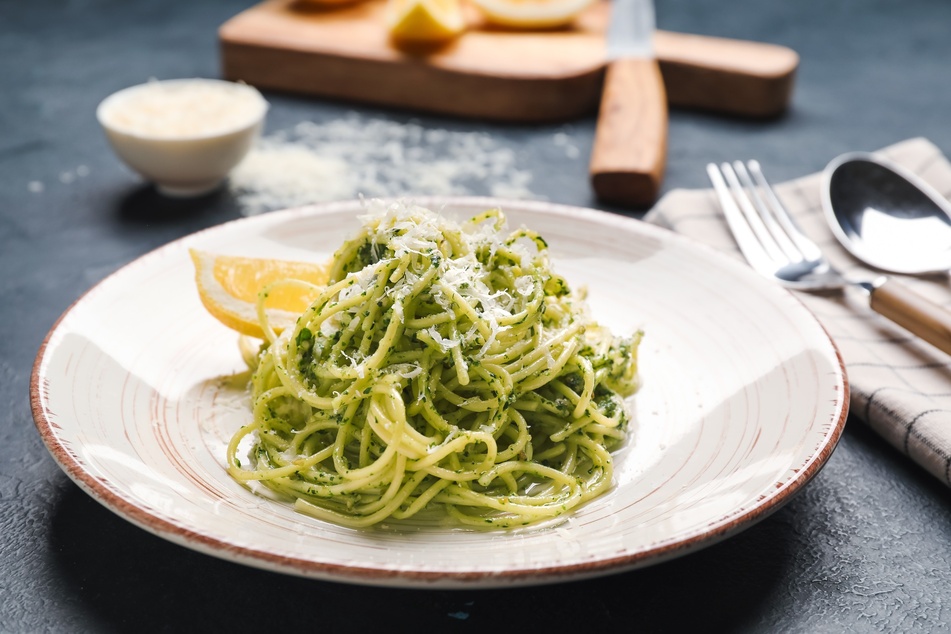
<box><xmin>822</xmin><ymin>152</ymin><xmax>951</xmax><ymax>355</ymax></box>
<box><xmin>822</xmin><ymin>152</ymin><xmax>951</xmax><ymax>274</ymax></box>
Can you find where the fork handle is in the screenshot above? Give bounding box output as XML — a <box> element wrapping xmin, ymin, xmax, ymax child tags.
<box><xmin>870</xmin><ymin>278</ymin><xmax>951</xmax><ymax>355</ymax></box>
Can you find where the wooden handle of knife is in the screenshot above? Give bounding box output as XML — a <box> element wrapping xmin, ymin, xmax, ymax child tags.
<box><xmin>589</xmin><ymin>57</ymin><xmax>668</xmax><ymax>208</ymax></box>
<box><xmin>870</xmin><ymin>278</ymin><xmax>951</xmax><ymax>355</ymax></box>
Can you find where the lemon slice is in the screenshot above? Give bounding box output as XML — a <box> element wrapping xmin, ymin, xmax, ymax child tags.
<box><xmin>469</xmin><ymin>0</ymin><xmax>594</xmax><ymax>28</ymax></box>
<box><xmin>190</xmin><ymin>249</ymin><xmax>330</xmax><ymax>339</ymax></box>
<box><xmin>387</xmin><ymin>0</ymin><xmax>465</xmax><ymax>42</ymax></box>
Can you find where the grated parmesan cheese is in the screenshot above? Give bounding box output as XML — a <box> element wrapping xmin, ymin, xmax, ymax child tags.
<box><xmin>98</xmin><ymin>78</ymin><xmax>267</xmax><ymax>139</ymax></box>
<box><xmin>352</xmin><ymin>199</ymin><xmax>546</xmax><ymax>362</ymax></box>
<box><xmin>228</xmin><ymin>113</ymin><xmax>547</xmax><ymax>215</ymax></box>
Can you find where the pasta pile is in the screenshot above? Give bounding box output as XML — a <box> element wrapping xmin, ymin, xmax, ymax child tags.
<box><xmin>227</xmin><ymin>202</ymin><xmax>642</xmax><ymax>528</ymax></box>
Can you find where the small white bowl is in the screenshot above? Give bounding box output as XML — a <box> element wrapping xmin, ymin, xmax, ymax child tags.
<box><xmin>97</xmin><ymin>78</ymin><xmax>268</xmax><ymax>197</ymax></box>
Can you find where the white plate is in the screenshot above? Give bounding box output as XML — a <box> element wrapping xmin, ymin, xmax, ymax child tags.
<box><xmin>31</xmin><ymin>198</ymin><xmax>848</xmax><ymax>588</ymax></box>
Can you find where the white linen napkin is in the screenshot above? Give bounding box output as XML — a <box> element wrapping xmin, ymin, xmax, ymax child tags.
<box><xmin>645</xmin><ymin>137</ymin><xmax>951</xmax><ymax>487</ymax></box>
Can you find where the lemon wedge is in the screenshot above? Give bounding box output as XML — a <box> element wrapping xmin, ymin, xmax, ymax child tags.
<box><xmin>190</xmin><ymin>249</ymin><xmax>330</xmax><ymax>339</ymax></box>
<box><xmin>387</xmin><ymin>0</ymin><xmax>465</xmax><ymax>42</ymax></box>
<box><xmin>469</xmin><ymin>0</ymin><xmax>594</xmax><ymax>28</ymax></box>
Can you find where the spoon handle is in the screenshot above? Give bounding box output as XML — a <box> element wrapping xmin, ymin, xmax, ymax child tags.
<box><xmin>869</xmin><ymin>279</ymin><xmax>951</xmax><ymax>355</ymax></box>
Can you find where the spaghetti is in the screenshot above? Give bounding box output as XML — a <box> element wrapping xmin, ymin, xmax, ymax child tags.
<box><xmin>227</xmin><ymin>201</ymin><xmax>642</xmax><ymax>528</ymax></box>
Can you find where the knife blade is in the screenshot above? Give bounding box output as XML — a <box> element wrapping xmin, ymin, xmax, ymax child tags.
<box><xmin>589</xmin><ymin>0</ymin><xmax>669</xmax><ymax>207</ymax></box>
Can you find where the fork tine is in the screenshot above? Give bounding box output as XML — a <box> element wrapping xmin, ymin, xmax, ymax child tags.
<box><xmin>706</xmin><ymin>163</ymin><xmax>781</xmax><ymax>275</ymax></box>
<box><xmin>718</xmin><ymin>162</ymin><xmax>787</xmax><ymax>264</ymax></box>
<box><xmin>731</xmin><ymin>161</ymin><xmax>802</xmax><ymax>263</ymax></box>
<box><xmin>746</xmin><ymin>160</ymin><xmax>825</xmax><ymax>262</ymax></box>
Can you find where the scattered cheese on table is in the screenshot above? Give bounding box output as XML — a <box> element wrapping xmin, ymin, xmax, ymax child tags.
<box><xmin>228</xmin><ymin>113</ymin><xmax>543</xmax><ymax>215</ymax></box>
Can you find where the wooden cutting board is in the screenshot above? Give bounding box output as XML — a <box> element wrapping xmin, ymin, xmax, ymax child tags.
<box><xmin>220</xmin><ymin>0</ymin><xmax>799</xmax><ymax>122</ymax></box>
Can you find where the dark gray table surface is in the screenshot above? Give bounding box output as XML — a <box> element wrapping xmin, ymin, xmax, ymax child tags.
<box><xmin>4</xmin><ymin>0</ymin><xmax>951</xmax><ymax>631</ymax></box>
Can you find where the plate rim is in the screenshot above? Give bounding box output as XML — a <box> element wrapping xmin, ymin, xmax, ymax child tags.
<box><xmin>30</xmin><ymin>196</ymin><xmax>850</xmax><ymax>587</ymax></box>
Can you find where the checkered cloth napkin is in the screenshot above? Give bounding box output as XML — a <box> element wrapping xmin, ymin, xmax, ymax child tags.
<box><xmin>645</xmin><ymin>137</ymin><xmax>951</xmax><ymax>488</ymax></box>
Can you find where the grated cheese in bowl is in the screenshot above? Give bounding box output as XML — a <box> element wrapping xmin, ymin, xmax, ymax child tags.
<box><xmin>97</xmin><ymin>78</ymin><xmax>268</xmax><ymax>197</ymax></box>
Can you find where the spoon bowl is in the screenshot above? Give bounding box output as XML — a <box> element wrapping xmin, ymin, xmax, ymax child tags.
<box><xmin>821</xmin><ymin>152</ymin><xmax>951</xmax><ymax>274</ymax></box>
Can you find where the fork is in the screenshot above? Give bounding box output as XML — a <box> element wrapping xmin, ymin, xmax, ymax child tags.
<box><xmin>707</xmin><ymin>160</ymin><xmax>951</xmax><ymax>356</ymax></box>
